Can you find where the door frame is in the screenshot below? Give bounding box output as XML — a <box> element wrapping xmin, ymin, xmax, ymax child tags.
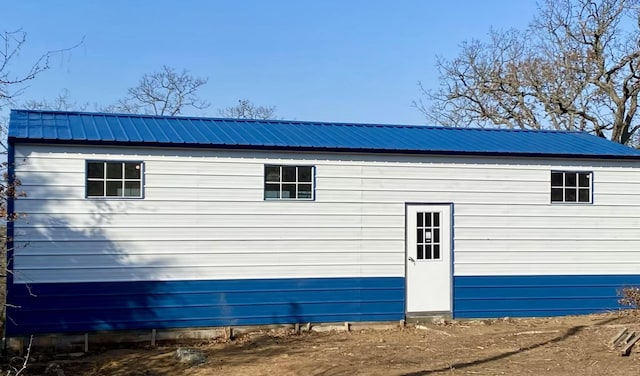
<box><xmin>404</xmin><ymin>202</ymin><xmax>455</xmax><ymax>316</ymax></box>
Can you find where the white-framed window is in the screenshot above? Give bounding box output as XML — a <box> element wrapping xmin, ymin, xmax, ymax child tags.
<box><xmin>264</xmin><ymin>165</ymin><xmax>314</xmax><ymax>200</ymax></box>
<box><xmin>551</xmin><ymin>171</ymin><xmax>592</xmax><ymax>203</ymax></box>
<box><xmin>416</xmin><ymin>211</ymin><xmax>441</xmax><ymax>260</ymax></box>
<box><xmin>86</xmin><ymin>161</ymin><xmax>143</xmax><ymax>198</ymax></box>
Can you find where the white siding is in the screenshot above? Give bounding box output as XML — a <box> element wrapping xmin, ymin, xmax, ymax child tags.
<box><xmin>12</xmin><ymin>144</ymin><xmax>640</xmax><ymax>283</ymax></box>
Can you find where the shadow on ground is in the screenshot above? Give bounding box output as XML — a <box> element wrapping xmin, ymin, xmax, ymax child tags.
<box><xmin>401</xmin><ymin>315</ymin><xmax>621</xmax><ymax>376</ymax></box>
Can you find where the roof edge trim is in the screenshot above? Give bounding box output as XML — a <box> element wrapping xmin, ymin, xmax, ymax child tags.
<box><xmin>10</xmin><ymin>137</ymin><xmax>640</xmax><ymax>160</ymax></box>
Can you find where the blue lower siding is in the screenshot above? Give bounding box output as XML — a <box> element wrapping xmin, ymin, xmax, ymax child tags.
<box><xmin>6</xmin><ymin>277</ymin><xmax>405</xmax><ymax>335</ymax></box>
<box><xmin>454</xmin><ymin>275</ymin><xmax>640</xmax><ymax>318</ymax></box>
<box><xmin>9</xmin><ymin>274</ymin><xmax>639</xmax><ymax>335</ymax></box>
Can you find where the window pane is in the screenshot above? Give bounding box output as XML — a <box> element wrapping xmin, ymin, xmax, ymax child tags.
<box><xmin>106</xmin><ymin>181</ymin><xmax>122</xmax><ymax>196</ymax></box>
<box><xmin>265</xmin><ymin>166</ymin><xmax>280</xmax><ymax>182</ymax></box>
<box><xmin>265</xmin><ymin>183</ymin><xmax>280</xmax><ymax>199</ymax></box>
<box><xmin>282</xmin><ymin>167</ymin><xmax>296</xmax><ymax>182</ymax></box>
<box><xmin>551</xmin><ymin>172</ymin><xmax>563</xmax><ymax>186</ymax></box>
<box><xmin>565</xmin><ymin>188</ymin><xmax>577</xmax><ymax>202</ymax></box>
<box><xmin>124</xmin><ymin>181</ymin><xmax>141</xmax><ymax>197</ymax></box>
<box><xmin>87</xmin><ymin>162</ymin><xmax>104</xmax><ymax>179</ymax></box>
<box><xmin>416</xmin><ymin>229</ymin><xmax>423</xmax><ymax>243</ymax></box>
<box><xmin>565</xmin><ymin>173</ymin><xmax>577</xmax><ymax>187</ymax></box>
<box><xmin>417</xmin><ymin>213</ymin><xmax>423</xmax><ymax>227</ymax></box>
<box><xmin>425</xmin><ymin>245</ymin><xmax>432</xmax><ymax>259</ymax></box>
<box><xmin>106</xmin><ymin>163</ymin><xmax>123</xmax><ymax>179</ymax></box>
<box><xmin>124</xmin><ymin>163</ymin><xmax>141</xmax><ymax>179</ymax></box>
<box><xmin>417</xmin><ymin>245</ymin><xmax>423</xmax><ymax>260</ymax></box>
<box><xmin>433</xmin><ymin>212</ymin><xmax>440</xmax><ymax>226</ymax></box>
<box><xmin>298</xmin><ymin>166</ymin><xmax>312</xmax><ymax>182</ymax></box>
<box><xmin>578</xmin><ymin>173</ymin><xmax>590</xmax><ymax>187</ymax></box>
<box><xmin>282</xmin><ymin>184</ymin><xmax>296</xmax><ymax>198</ymax></box>
<box><xmin>551</xmin><ymin>188</ymin><xmax>563</xmax><ymax>202</ymax></box>
<box><xmin>433</xmin><ymin>245</ymin><xmax>440</xmax><ymax>259</ymax></box>
<box><xmin>87</xmin><ymin>181</ymin><xmax>104</xmax><ymax>196</ymax></box>
<box><xmin>298</xmin><ymin>184</ymin><xmax>312</xmax><ymax>199</ymax></box>
<box><xmin>579</xmin><ymin>188</ymin><xmax>590</xmax><ymax>202</ymax></box>
<box><xmin>424</xmin><ymin>213</ymin><xmax>431</xmax><ymax>226</ymax></box>
<box><xmin>433</xmin><ymin>228</ymin><xmax>440</xmax><ymax>243</ymax></box>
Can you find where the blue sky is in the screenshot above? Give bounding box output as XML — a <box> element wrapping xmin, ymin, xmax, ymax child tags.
<box><xmin>4</xmin><ymin>1</ymin><xmax>538</xmax><ymax>125</ymax></box>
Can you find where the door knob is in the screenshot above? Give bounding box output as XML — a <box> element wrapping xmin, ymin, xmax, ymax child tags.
<box><xmin>408</xmin><ymin>256</ymin><xmax>415</xmax><ymax>263</ymax></box>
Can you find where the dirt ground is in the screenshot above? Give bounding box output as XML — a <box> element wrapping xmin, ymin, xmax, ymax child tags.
<box><xmin>13</xmin><ymin>312</ymin><xmax>640</xmax><ymax>376</ymax></box>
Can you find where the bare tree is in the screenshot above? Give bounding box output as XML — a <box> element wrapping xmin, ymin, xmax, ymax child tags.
<box><xmin>415</xmin><ymin>0</ymin><xmax>640</xmax><ymax>145</ymax></box>
<box><xmin>1</xmin><ymin>29</ymin><xmax>82</xmax><ymax>112</ymax></box>
<box><xmin>23</xmin><ymin>89</ymin><xmax>88</xmax><ymax>111</ymax></box>
<box><xmin>1</xmin><ymin>30</ymin><xmax>52</xmax><ymax>108</ymax></box>
<box><xmin>109</xmin><ymin>65</ymin><xmax>209</xmax><ymax>116</ymax></box>
<box><xmin>218</xmin><ymin>99</ymin><xmax>277</xmax><ymax>120</ymax></box>
<box><xmin>1</xmin><ymin>29</ymin><xmax>82</xmax><ymax>152</ymax></box>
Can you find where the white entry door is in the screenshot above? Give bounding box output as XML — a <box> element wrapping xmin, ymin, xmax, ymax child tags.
<box><xmin>406</xmin><ymin>204</ymin><xmax>452</xmax><ymax>314</ymax></box>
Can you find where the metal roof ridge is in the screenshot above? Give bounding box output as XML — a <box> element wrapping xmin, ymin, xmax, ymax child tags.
<box><xmin>9</xmin><ymin>109</ymin><xmax>586</xmax><ymax>135</ymax></box>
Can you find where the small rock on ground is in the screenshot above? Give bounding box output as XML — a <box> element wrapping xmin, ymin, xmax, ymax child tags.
<box><xmin>175</xmin><ymin>348</ymin><xmax>207</xmax><ymax>365</ymax></box>
<box><xmin>44</xmin><ymin>362</ymin><xmax>65</xmax><ymax>376</ymax></box>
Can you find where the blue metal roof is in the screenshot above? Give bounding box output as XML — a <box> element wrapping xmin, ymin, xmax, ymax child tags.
<box><xmin>8</xmin><ymin>109</ymin><xmax>640</xmax><ymax>159</ymax></box>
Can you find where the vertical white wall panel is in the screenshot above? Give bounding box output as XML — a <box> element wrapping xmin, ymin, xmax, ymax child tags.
<box><xmin>12</xmin><ymin>144</ymin><xmax>640</xmax><ymax>283</ymax></box>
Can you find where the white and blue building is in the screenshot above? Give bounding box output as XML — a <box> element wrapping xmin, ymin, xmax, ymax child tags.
<box><xmin>6</xmin><ymin>109</ymin><xmax>640</xmax><ymax>336</ymax></box>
